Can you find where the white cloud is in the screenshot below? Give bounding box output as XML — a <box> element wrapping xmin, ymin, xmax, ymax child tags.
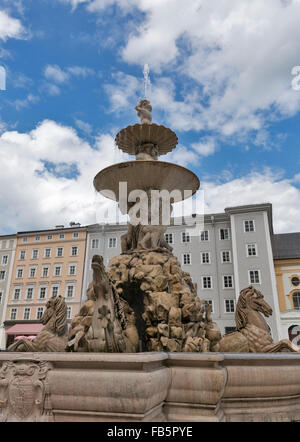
<box><xmin>43</xmin><ymin>64</ymin><xmax>95</xmax><ymax>96</ymax></box>
<box><xmin>8</xmin><ymin>93</ymin><xmax>39</xmax><ymax>111</ymax></box>
<box><xmin>44</xmin><ymin>65</ymin><xmax>70</xmax><ymax>84</ymax></box>
<box><xmin>202</xmin><ymin>170</ymin><xmax>300</xmax><ymax>233</ymax></box>
<box><xmin>0</xmin><ymin>120</ymin><xmax>299</xmax><ymax>234</ymax></box>
<box><xmin>79</xmin><ymin>0</ymin><xmax>300</xmax><ymax>143</ymax></box>
<box><xmin>0</xmin><ymin>120</ymin><xmax>128</xmax><ymax>233</ymax></box>
<box><xmin>191</xmin><ymin>139</ymin><xmax>217</xmax><ymax>157</ymax></box>
<box><xmin>0</xmin><ymin>10</ymin><xmax>25</xmax><ymax>41</ymax></box>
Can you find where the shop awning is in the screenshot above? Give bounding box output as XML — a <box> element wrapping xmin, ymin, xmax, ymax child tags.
<box><xmin>6</xmin><ymin>324</ymin><xmax>44</xmax><ymax>335</ymax></box>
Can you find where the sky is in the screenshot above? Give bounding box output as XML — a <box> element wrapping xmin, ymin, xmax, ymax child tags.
<box><xmin>0</xmin><ymin>0</ymin><xmax>300</xmax><ymax>234</ymax></box>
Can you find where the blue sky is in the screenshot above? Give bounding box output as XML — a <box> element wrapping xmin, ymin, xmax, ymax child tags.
<box><xmin>0</xmin><ymin>0</ymin><xmax>300</xmax><ymax>234</ymax></box>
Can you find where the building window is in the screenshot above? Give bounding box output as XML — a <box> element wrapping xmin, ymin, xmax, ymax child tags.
<box><xmin>54</xmin><ymin>265</ymin><xmax>61</xmax><ymax>277</ymax></box>
<box><xmin>225</xmin><ymin>299</ymin><xmax>235</xmax><ymax>313</ymax></box>
<box><xmin>244</xmin><ymin>220</ymin><xmax>255</xmax><ymax>232</ymax></box>
<box><xmin>67</xmin><ymin>306</ymin><xmax>72</xmax><ymax>319</ymax></box>
<box><xmin>92</xmin><ymin>239</ymin><xmax>99</xmax><ymax>249</ymax></box>
<box><xmin>19</xmin><ymin>250</ymin><xmax>26</xmax><ymax>260</ymax></box>
<box><xmin>22</xmin><ymin>237</ymin><xmax>28</xmax><ymax>243</ymax></box>
<box><xmin>220</xmin><ymin>228</ymin><xmax>230</xmax><ymax>240</ymax></box>
<box><xmin>29</xmin><ymin>267</ymin><xmax>36</xmax><ymax>278</ymax></box>
<box><xmin>165</xmin><ymin>233</ymin><xmax>173</xmax><ymax>244</ymax></box>
<box><xmin>26</xmin><ymin>287</ymin><xmax>34</xmax><ymax>300</ymax></box>
<box><xmin>0</xmin><ymin>291</ymin><xmax>2</xmax><ymax>303</ymax></box>
<box><xmin>35</xmin><ymin>236</ymin><xmax>40</xmax><ymax>241</ymax></box>
<box><xmin>71</xmin><ymin>246</ymin><xmax>78</xmax><ymax>256</ymax></box>
<box><xmin>16</xmin><ymin>267</ymin><xmax>23</xmax><ymax>278</ymax></box>
<box><xmin>249</xmin><ymin>270</ymin><xmax>261</xmax><ymax>284</ymax></box>
<box><xmin>108</xmin><ymin>238</ymin><xmax>117</xmax><ymax>248</ymax></box>
<box><xmin>39</xmin><ymin>287</ymin><xmax>47</xmax><ymax>299</ymax></box>
<box><xmin>23</xmin><ymin>308</ymin><xmax>31</xmax><ymax>320</ymax></box>
<box><xmin>44</xmin><ymin>248</ymin><xmax>51</xmax><ymax>258</ymax></box>
<box><xmin>0</xmin><ymin>270</ymin><xmax>5</xmax><ymax>280</ymax></box>
<box><xmin>291</xmin><ymin>277</ymin><xmax>300</xmax><ymax>287</ymax></box>
<box><xmin>10</xmin><ymin>308</ymin><xmax>18</xmax><ymax>320</ymax></box>
<box><xmin>72</xmin><ymin>232</ymin><xmax>79</xmax><ymax>238</ymax></box>
<box><xmin>204</xmin><ymin>300</ymin><xmax>214</xmax><ymax>312</ymax></box>
<box><xmin>13</xmin><ymin>288</ymin><xmax>21</xmax><ymax>300</ymax></box>
<box><xmin>42</xmin><ymin>267</ymin><xmax>49</xmax><ymax>278</ymax></box>
<box><xmin>66</xmin><ymin>285</ymin><xmax>74</xmax><ymax>298</ymax></box>
<box><xmin>200</xmin><ymin>230</ymin><xmax>209</xmax><ymax>241</ymax></box>
<box><xmin>223</xmin><ymin>275</ymin><xmax>234</xmax><ymax>289</ymax></box>
<box><xmin>47</xmin><ymin>235</ymin><xmax>53</xmax><ymax>240</ymax></box>
<box><xmin>69</xmin><ymin>264</ymin><xmax>76</xmax><ymax>276</ymax></box>
<box><xmin>59</xmin><ymin>233</ymin><xmax>65</xmax><ymax>239</ymax></box>
<box><xmin>56</xmin><ymin>247</ymin><xmax>64</xmax><ymax>257</ymax></box>
<box><xmin>293</xmin><ymin>292</ymin><xmax>300</xmax><ymax>310</ymax></box>
<box><xmin>32</xmin><ymin>249</ymin><xmax>39</xmax><ymax>259</ymax></box>
<box><xmin>221</xmin><ymin>251</ymin><xmax>231</xmax><ymax>263</ymax></box>
<box><xmin>182</xmin><ymin>231</ymin><xmax>190</xmax><ymax>243</ymax></box>
<box><xmin>2</xmin><ymin>255</ymin><xmax>8</xmax><ymax>265</ymax></box>
<box><xmin>36</xmin><ymin>307</ymin><xmax>44</xmax><ymax>319</ymax></box>
<box><xmin>182</xmin><ymin>253</ymin><xmax>191</xmax><ymax>265</ymax></box>
<box><xmin>202</xmin><ymin>276</ymin><xmax>212</xmax><ymax>289</ymax></box>
<box><xmin>52</xmin><ymin>286</ymin><xmax>59</xmax><ymax>297</ymax></box>
<box><xmin>247</xmin><ymin>243</ymin><xmax>257</xmax><ymax>257</ymax></box>
<box><xmin>201</xmin><ymin>252</ymin><xmax>210</xmax><ymax>264</ymax></box>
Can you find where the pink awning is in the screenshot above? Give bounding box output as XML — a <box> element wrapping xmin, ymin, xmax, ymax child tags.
<box><xmin>6</xmin><ymin>323</ymin><xmax>44</xmax><ymax>335</ymax></box>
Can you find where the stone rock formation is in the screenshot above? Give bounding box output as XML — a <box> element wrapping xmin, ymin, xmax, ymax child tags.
<box><xmin>108</xmin><ymin>250</ymin><xmax>214</xmax><ymax>352</ymax></box>
<box><xmin>8</xmin><ymin>296</ymin><xmax>68</xmax><ymax>352</ymax></box>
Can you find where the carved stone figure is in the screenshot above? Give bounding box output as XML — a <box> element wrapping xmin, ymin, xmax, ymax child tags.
<box><xmin>0</xmin><ymin>361</ymin><xmax>52</xmax><ymax>422</ymax></box>
<box><xmin>8</xmin><ymin>296</ymin><xmax>68</xmax><ymax>352</ymax></box>
<box><xmin>66</xmin><ymin>255</ymin><xmax>139</xmax><ymax>353</ymax></box>
<box><xmin>217</xmin><ymin>286</ymin><xmax>300</xmax><ymax>353</ymax></box>
<box><xmin>135</xmin><ymin>99</ymin><xmax>152</xmax><ymax>124</ymax></box>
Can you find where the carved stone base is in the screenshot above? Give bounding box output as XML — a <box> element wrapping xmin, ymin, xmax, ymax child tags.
<box><xmin>0</xmin><ymin>359</ymin><xmax>53</xmax><ymax>422</ymax></box>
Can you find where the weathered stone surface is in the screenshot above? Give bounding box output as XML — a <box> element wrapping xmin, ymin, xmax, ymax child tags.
<box><xmin>107</xmin><ymin>249</ymin><xmax>213</xmax><ymax>353</ymax></box>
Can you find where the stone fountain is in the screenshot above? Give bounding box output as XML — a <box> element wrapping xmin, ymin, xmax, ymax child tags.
<box><xmin>1</xmin><ymin>96</ymin><xmax>300</xmax><ymax>423</ymax></box>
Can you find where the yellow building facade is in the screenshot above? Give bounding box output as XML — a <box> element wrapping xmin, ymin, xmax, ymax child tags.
<box><xmin>273</xmin><ymin>233</ymin><xmax>300</xmax><ymax>343</ymax></box>
<box><xmin>4</xmin><ymin>226</ymin><xmax>87</xmax><ymax>348</ymax></box>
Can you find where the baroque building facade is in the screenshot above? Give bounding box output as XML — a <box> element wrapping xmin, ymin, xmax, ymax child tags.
<box><xmin>273</xmin><ymin>232</ymin><xmax>300</xmax><ymax>343</ymax></box>
<box><xmin>3</xmin><ymin>225</ymin><xmax>87</xmax><ymax>349</ymax></box>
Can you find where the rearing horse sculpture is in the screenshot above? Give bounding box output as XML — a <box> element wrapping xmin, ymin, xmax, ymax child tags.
<box><xmin>8</xmin><ymin>296</ymin><xmax>68</xmax><ymax>352</ymax></box>
<box><xmin>214</xmin><ymin>286</ymin><xmax>300</xmax><ymax>353</ymax></box>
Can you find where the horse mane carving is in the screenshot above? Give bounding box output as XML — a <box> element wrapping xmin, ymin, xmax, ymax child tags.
<box><xmin>8</xmin><ymin>296</ymin><xmax>68</xmax><ymax>352</ymax></box>
<box><xmin>235</xmin><ymin>286</ymin><xmax>257</xmax><ymax>331</ymax></box>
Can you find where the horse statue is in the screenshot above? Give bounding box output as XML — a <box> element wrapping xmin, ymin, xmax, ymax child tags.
<box><xmin>213</xmin><ymin>286</ymin><xmax>300</xmax><ymax>353</ymax></box>
<box><xmin>8</xmin><ymin>296</ymin><xmax>68</xmax><ymax>352</ymax></box>
<box><xmin>66</xmin><ymin>255</ymin><xmax>139</xmax><ymax>353</ymax></box>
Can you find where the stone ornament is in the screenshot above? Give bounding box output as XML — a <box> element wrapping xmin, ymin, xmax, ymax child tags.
<box><xmin>216</xmin><ymin>286</ymin><xmax>300</xmax><ymax>353</ymax></box>
<box><xmin>66</xmin><ymin>255</ymin><xmax>139</xmax><ymax>353</ymax></box>
<box><xmin>0</xmin><ymin>361</ymin><xmax>52</xmax><ymax>422</ymax></box>
<box><xmin>8</xmin><ymin>296</ymin><xmax>68</xmax><ymax>352</ymax></box>
<box><xmin>135</xmin><ymin>99</ymin><xmax>152</xmax><ymax>124</ymax></box>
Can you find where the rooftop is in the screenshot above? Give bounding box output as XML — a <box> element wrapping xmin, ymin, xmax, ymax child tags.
<box><xmin>272</xmin><ymin>232</ymin><xmax>300</xmax><ymax>260</ymax></box>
